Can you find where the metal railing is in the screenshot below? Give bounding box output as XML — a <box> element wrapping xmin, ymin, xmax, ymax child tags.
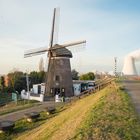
<box><xmin>70</xmin><ymin>78</ymin><xmax>115</xmax><ymax>101</ymax></box>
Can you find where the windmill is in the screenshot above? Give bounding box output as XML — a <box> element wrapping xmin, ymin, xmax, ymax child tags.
<box><xmin>24</xmin><ymin>8</ymin><xmax>86</xmax><ymax>97</ymax></box>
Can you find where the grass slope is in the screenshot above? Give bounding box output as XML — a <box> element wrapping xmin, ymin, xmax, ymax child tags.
<box><xmin>4</xmin><ymin>81</ymin><xmax>140</xmax><ymax>140</ymax></box>
<box><xmin>72</xmin><ymin>84</ymin><xmax>140</xmax><ymax>140</ymax></box>
<box><xmin>15</xmin><ymin>86</ymin><xmax>112</xmax><ymax>140</ymax></box>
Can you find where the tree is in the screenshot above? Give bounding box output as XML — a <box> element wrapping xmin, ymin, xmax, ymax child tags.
<box><xmin>8</xmin><ymin>71</ymin><xmax>26</xmax><ymax>93</ymax></box>
<box><xmin>80</xmin><ymin>72</ymin><xmax>95</xmax><ymax>80</ymax></box>
<box><xmin>14</xmin><ymin>76</ymin><xmax>26</xmax><ymax>93</ymax></box>
<box><xmin>5</xmin><ymin>70</ymin><xmax>46</xmax><ymax>93</ymax></box>
<box><xmin>38</xmin><ymin>71</ymin><xmax>46</xmax><ymax>83</ymax></box>
<box><xmin>29</xmin><ymin>71</ymin><xmax>39</xmax><ymax>88</ymax></box>
<box><xmin>0</xmin><ymin>76</ymin><xmax>5</xmax><ymax>92</ymax></box>
<box><xmin>29</xmin><ymin>71</ymin><xmax>46</xmax><ymax>88</ymax></box>
<box><xmin>71</xmin><ymin>69</ymin><xmax>79</xmax><ymax>80</ymax></box>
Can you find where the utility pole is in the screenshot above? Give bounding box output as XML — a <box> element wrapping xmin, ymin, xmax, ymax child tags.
<box><xmin>25</xmin><ymin>70</ymin><xmax>30</xmax><ymax>93</ymax></box>
<box><xmin>26</xmin><ymin>72</ymin><xmax>30</xmax><ymax>103</ymax></box>
<box><xmin>26</xmin><ymin>73</ymin><xmax>29</xmax><ymax>93</ymax></box>
<box><xmin>114</xmin><ymin>57</ymin><xmax>117</xmax><ymax>77</ymax></box>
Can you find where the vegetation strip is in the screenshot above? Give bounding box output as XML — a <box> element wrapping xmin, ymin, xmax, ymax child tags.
<box><xmin>72</xmin><ymin>84</ymin><xmax>140</xmax><ymax>140</ymax></box>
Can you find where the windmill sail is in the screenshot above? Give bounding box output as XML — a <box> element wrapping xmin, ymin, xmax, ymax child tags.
<box><xmin>49</xmin><ymin>40</ymin><xmax>86</xmax><ymax>51</ymax></box>
<box><xmin>61</xmin><ymin>40</ymin><xmax>86</xmax><ymax>48</ymax></box>
<box><xmin>24</xmin><ymin>47</ymin><xmax>48</xmax><ymax>58</ymax></box>
<box><xmin>24</xmin><ymin>8</ymin><xmax>60</xmax><ymax>58</ymax></box>
<box><xmin>49</xmin><ymin>7</ymin><xmax>60</xmax><ymax>48</ymax></box>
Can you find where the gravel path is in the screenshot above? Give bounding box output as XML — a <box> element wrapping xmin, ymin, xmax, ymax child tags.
<box><xmin>0</xmin><ymin>101</ymin><xmax>56</xmax><ymax>121</ymax></box>
<box><xmin>124</xmin><ymin>80</ymin><xmax>140</xmax><ymax>115</ymax></box>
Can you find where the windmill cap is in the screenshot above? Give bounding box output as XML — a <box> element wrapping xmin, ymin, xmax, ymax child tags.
<box><xmin>51</xmin><ymin>46</ymin><xmax>72</xmax><ymax>58</ymax></box>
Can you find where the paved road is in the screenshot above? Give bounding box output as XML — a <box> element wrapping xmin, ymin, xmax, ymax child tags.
<box><xmin>124</xmin><ymin>80</ymin><xmax>140</xmax><ymax>115</ymax></box>
<box><xmin>0</xmin><ymin>101</ymin><xmax>58</xmax><ymax>122</ymax></box>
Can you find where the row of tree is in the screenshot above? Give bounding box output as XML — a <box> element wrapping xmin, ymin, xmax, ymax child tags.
<box><xmin>71</xmin><ymin>70</ymin><xmax>95</xmax><ymax>80</ymax></box>
<box><xmin>0</xmin><ymin>71</ymin><xmax>46</xmax><ymax>93</ymax></box>
<box><xmin>0</xmin><ymin>69</ymin><xmax>95</xmax><ymax>93</ymax></box>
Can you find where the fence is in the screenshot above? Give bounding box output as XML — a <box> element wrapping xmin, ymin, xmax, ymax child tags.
<box><xmin>70</xmin><ymin>78</ymin><xmax>114</xmax><ymax>101</ymax></box>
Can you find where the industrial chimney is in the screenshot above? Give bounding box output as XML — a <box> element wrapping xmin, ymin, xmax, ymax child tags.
<box><xmin>122</xmin><ymin>49</ymin><xmax>140</xmax><ymax>75</ymax></box>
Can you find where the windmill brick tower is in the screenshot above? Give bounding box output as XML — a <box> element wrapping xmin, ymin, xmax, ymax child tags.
<box><xmin>47</xmin><ymin>47</ymin><xmax>73</xmax><ymax>97</ymax></box>
<box><xmin>24</xmin><ymin>8</ymin><xmax>86</xmax><ymax>97</ymax></box>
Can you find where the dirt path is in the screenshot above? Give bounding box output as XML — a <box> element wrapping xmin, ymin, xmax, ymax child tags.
<box><xmin>123</xmin><ymin>80</ymin><xmax>140</xmax><ymax>115</ymax></box>
<box><xmin>15</xmin><ymin>88</ymin><xmax>109</xmax><ymax>140</ymax></box>
<box><xmin>0</xmin><ymin>101</ymin><xmax>56</xmax><ymax>121</ymax></box>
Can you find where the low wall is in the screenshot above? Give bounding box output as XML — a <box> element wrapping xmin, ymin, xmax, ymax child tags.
<box><xmin>21</xmin><ymin>92</ymin><xmax>44</xmax><ymax>102</ymax></box>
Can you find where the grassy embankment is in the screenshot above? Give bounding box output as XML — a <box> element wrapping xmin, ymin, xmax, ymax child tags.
<box><xmin>1</xmin><ymin>80</ymin><xmax>140</xmax><ymax>140</ymax></box>
<box><xmin>72</xmin><ymin>82</ymin><xmax>140</xmax><ymax>140</ymax></box>
<box><xmin>15</xmin><ymin>81</ymin><xmax>140</xmax><ymax>140</ymax></box>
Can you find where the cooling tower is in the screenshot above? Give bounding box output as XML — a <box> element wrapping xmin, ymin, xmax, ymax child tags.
<box><xmin>122</xmin><ymin>49</ymin><xmax>140</xmax><ymax>75</ymax></box>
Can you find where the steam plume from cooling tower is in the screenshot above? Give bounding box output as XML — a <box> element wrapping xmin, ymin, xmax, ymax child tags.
<box><xmin>122</xmin><ymin>49</ymin><xmax>140</xmax><ymax>75</ymax></box>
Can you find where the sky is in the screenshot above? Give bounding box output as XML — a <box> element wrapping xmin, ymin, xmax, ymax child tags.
<box><xmin>0</xmin><ymin>0</ymin><xmax>140</xmax><ymax>75</ymax></box>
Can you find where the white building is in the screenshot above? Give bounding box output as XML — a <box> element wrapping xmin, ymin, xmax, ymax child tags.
<box><xmin>32</xmin><ymin>83</ymin><xmax>45</xmax><ymax>94</ymax></box>
<box><xmin>21</xmin><ymin>80</ymin><xmax>96</xmax><ymax>102</ymax></box>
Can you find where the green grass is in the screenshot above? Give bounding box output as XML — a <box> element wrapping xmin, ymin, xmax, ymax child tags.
<box><xmin>71</xmin><ymin>84</ymin><xmax>140</xmax><ymax>140</ymax></box>
<box><xmin>1</xmin><ymin>81</ymin><xmax>140</xmax><ymax>140</ymax></box>
<box><xmin>14</xmin><ymin>85</ymin><xmax>114</xmax><ymax>140</ymax></box>
<box><xmin>0</xmin><ymin>112</ymin><xmax>49</xmax><ymax>140</ymax></box>
<box><xmin>0</xmin><ymin>103</ymin><xmax>65</xmax><ymax>140</ymax></box>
